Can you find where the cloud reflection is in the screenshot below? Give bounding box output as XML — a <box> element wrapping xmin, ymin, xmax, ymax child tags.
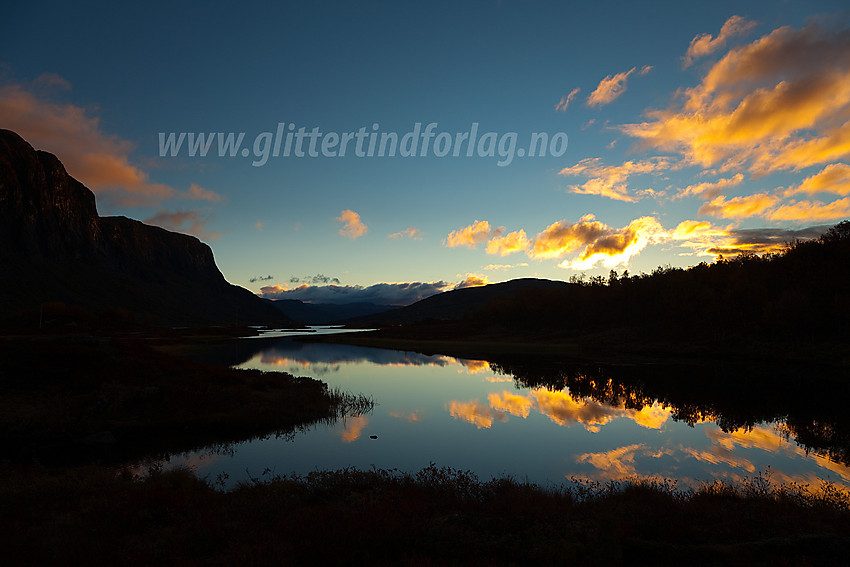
<box><xmin>446</xmin><ymin>388</ymin><xmax>673</xmax><ymax>432</ymax></box>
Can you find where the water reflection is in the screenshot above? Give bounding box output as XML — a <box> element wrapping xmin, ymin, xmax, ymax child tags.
<box><xmin>171</xmin><ymin>335</ymin><xmax>850</xmax><ymax>489</ymax></box>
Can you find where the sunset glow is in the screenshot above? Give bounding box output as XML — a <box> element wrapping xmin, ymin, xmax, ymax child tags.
<box><xmin>2</xmin><ymin>1</ymin><xmax>845</xmax><ymax>301</ymax></box>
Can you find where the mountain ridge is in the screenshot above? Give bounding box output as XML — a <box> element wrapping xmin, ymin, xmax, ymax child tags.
<box><xmin>0</xmin><ymin>129</ymin><xmax>292</xmax><ymax>327</ymax></box>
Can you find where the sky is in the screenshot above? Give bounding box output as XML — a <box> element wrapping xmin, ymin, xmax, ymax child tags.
<box><xmin>2</xmin><ymin>0</ymin><xmax>849</xmax><ymax>305</ymax></box>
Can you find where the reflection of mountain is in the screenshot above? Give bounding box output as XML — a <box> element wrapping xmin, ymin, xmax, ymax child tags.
<box><xmin>273</xmin><ymin>300</ymin><xmax>394</xmax><ymax>324</ymax></box>
<box><xmin>209</xmin><ymin>336</ymin><xmax>459</xmax><ymax>369</ymax></box>
<box><xmin>0</xmin><ymin>130</ymin><xmax>291</xmax><ymax>326</ymax></box>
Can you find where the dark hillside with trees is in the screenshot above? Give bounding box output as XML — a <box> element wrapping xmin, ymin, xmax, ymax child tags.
<box><xmin>476</xmin><ymin>221</ymin><xmax>850</xmax><ymax>347</ymax></box>
<box><xmin>342</xmin><ymin>222</ymin><xmax>850</xmax><ymax>361</ymax></box>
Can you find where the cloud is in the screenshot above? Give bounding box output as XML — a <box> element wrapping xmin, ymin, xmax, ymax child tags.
<box><xmin>249</xmin><ymin>275</ymin><xmax>274</xmax><ymax>283</ymax></box>
<box><xmin>587</xmin><ymin>66</ymin><xmax>644</xmax><ymax>107</ymax></box>
<box><xmin>338</xmin><ymin>415</ymin><xmax>369</xmax><ymax>443</ymax></box>
<box><xmin>577</xmin><ymin>444</ymin><xmax>647</xmax><ymax>476</ymax></box>
<box><xmin>697</xmin><ymin>193</ymin><xmax>781</xmax><ymax>219</ymax></box>
<box><xmin>529</xmin><ymin>214</ymin><xmax>611</xmax><ymax>259</ymax></box>
<box><xmin>768</xmin><ymin>197</ymin><xmax>850</xmax><ymax>221</ymax></box>
<box><xmin>254</xmin><ymin>220</ymin><xmax>264</xmax><ymax>231</ymax></box>
<box><xmin>784</xmin><ymin>163</ymin><xmax>850</xmax><ymax>197</ymax></box>
<box><xmin>0</xmin><ymin>77</ymin><xmax>220</xmax><ymax>207</ymax></box>
<box><xmin>143</xmin><ymin>210</ymin><xmax>222</xmax><ymax>241</ymax></box>
<box><xmin>291</xmin><ymin>274</ymin><xmax>341</xmax><ymax>285</ymax></box>
<box><xmin>530</xmin><ymin>213</ymin><xmax>668</xmax><ymax>269</ymax></box>
<box><xmin>388</xmin><ymin>227</ymin><xmax>422</xmax><ymax>239</ymax></box>
<box><xmin>532</xmin><ymin>389</ymin><xmax>619</xmax><ymax>432</ymax></box>
<box><xmin>561</xmin><ymin>216</ymin><xmax>666</xmax><ymax>270</ymax></box>
<box><xmin>187</xmin><ymin>183</ymin><xmax>222</xmax><ymax>202</ymax></box>
<box><xmin>677</xmin><ymin>173</ymin><xmax>745</xmax><ymax>199</ymax></box>
<box><xmin>389</xmin><ymin>410</ymin><xmax>424</xmax><ymax>423</ymax></box>
<box><xmin>622</xmin><ymin>21</ymin><xmax>850</xmax><ymax>176</ymax></box>
<box><xmin>482</xmin><ymin>262</ymin><xmax>529</xmax><ymax>271</ymax></box>
<box><xmin>447</xmin><ymin>400</ymin><xmax>506</xmax><ymax>429</ymax></box>
<box><xmin>444</xmin><ymin>220</ymin><xmax>503</xmax><ymax>248</ymax></box>
<box><xmin>559</xmin><ymin>157</ymin><xmax>671</xmax><ymax>202</ymax></box>
<box><xmin>488</xmin><ymin>391</ymin><xmax>533</xmax><ymax>419</ymax></box>
<box><xmin>259</xmin><ymin>281</ymin><xmax>449</xmax><ymax>305</ymax></box>
<box><xmin>336</xmin><ymin>209</ymin><xmax>368</xmax><ymax>239</ymax></box>
<box><xmin>454</xmin><ymin>274</ymin><xmax>489</xmax><ymax>289</ymax></box>
<box><xmin>555</xmin><ymin>87</ymin><xmax>581</xmax><ymax>112</ymax></box>
<box><xmin>683</xmin><ymin>15</ymin><xmax>758</xmax><ymax>68</ymax></box>
<box><xmin>670</xmin><ymin>220</ymin><xmax>830</xmax><ymax>256</ymax></box>
<box><xmin>485</xmin><ymin>229</ymin><xmax>529</xmax><ymax>256</ymax></box>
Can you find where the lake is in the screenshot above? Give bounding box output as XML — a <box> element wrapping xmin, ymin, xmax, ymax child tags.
<box><xmin>159</xmin><ymin>329</ymin><xmax>850</xmax><ymax>491</ymax></box>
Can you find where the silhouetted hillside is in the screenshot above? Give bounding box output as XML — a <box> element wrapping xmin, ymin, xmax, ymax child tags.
<box><xmin>341</xmin><ymin>224</ymin><xmax>850</xmax><ymax>358</ymax></box>
<box><xmin>0</xmin><ymin>129</ymin><xmax>293</xmax><ymax>327</ymax></box>
<box><xmin>342</xmin><ymin>278</ymin><xmax>572</xmax><ymax>327</ymax></box>
<box><xmin>472</xmin><ymin>223</ymin><xmax>850</xmax><ymax>345</ymax></box>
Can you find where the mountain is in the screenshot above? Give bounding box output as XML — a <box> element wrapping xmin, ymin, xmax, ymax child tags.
<box><xmin>340</xmin><ymin>226</ymin><xmax>850</xmax><ymax>359</ymax></box>
<box><xmin>272</xmin><ymin>299</ymin><xmax>395</xmax><ymax>324</ymax></box>
<box><xmin>0</xmin><ymin>129</ymin><xmax>293</xmax><ymax>327</ymax></box>
<box><xmin>340</xmin><ymin>278</ymin><xmax>573</xmax><ymax>327</ymax></box>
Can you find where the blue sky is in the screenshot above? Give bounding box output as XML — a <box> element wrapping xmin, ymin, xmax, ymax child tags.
<box><xmin>2</xmin><ymin>0</ymin><xmax>848</xmax><ymax>304</ymax></box>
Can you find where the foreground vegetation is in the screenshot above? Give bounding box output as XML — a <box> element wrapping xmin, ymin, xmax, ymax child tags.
<box><xmin>2</xmin><ymin>463</ymin><xmax>850</xmax><ymax>566</ymax></box>
<box><xmin>0</xmin><ymin>334</ymin><xmax>371</xmax><ymax>464</ymax></box>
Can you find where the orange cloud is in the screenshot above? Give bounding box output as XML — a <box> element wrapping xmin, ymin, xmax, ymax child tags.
<box><xmin>529</xmin><ymin>214</ymin><xmax>610</xmax><ymax>259</ymax></box>
<box><xmin>336</xmin><ymin>209</ymin><xmax>368</xmax><ymax>239</ymax></box>
<box><xmin>485</xmin><ymin>229</ymin><xmax>529</xmax><ymax>256</ymax></box>
<box><xmin>683</xmin><ymin>15</ymin><xmax>758</xmax><ymax>68</ymax></box>
<box><xmin>0</xmin><ymin>78</ymin><xmax>219</xmax><ymax>207</ymax></box>
<box><xmin>628</xmin><ymin>402</ymin><xmax>672</xmax><ymax>430</ymax></box>
<box><xmin>697</xmin><ymin>193</ymin><xmax>781</xmax><ymax>219</ymax></box>
<box><xmin>559</xmin><ymin>157</ymin><xmax>670</xmax><ymax>202</ymax></box>
<box><xmin>455</xmin><ymin>359</ymin><xmax>491</xmax><ymax>374</ymax></box>
<box><xmin>768</xmin><ymin>197</ymin><xmax>850</xmax><ymax>221</ymax></box>
<box><xmin>559</xmin><ymin>216</ymin><xmax>666</xmax><ymax>270</ymax></box>
<box><xmin>388</xmin><ymin>227</ymin><xmax>422</xmax><ymax>239</ymax></box>
<box><xmin>454</xmin><ymin>273</ymin><xmax>489</xmax><ymax>289</ymax></box>
<box><xmin>389</xmin><ymin>410</ymin><xmax>423</xmax><ymax>423</ymax></box>
<box><xmin>623</xmin><ymin>22</ymin><xmax>850</xmax><ymax>175</ymax></box>
<box><xmin>187</xmin><ymin>183</ymin><xmax>222</xmax><ymax>202</ymax></box>
<box><xmin>445</xmin><ymin>220</ymin><xmax>503</xmax><ymax>248</ymax></box>
<box><xmin>338</xmin><ymin>415</ymin><xmax>369</xmax><ymax>443</ymax></box>
<box><xmin>587</xmin><ymin>67</ymin><xmax>639</xmax><ymax>107</ymax></box>
<box><xmin>488</xmin><ymin>391</ymin><xmax>533</xmax><ymax>419</ymax></box>
<box><xmin>784</xmin><ymin>163</ymin><xmax>850</xmax><ymax>197</ymax></box>
<box><xmin>677</xmin><ymin>173</ymin><xmax>745</xmax><ymax>199</ymax></box>
<box><xmin>531</xmin><ymin>389</ymin><xmax>618</xmax><ymax>432</ymax></box>
<box><xmin>555</xmin><ymin>87</ymin><xmax>581</xmax><ymax>112</ymax></box>
<box><xmin>447</xmin><ymin>400</ymin><xmax>505</xmax><ymax>429</ymax></box>
<box><xmin>143</xmin><ymin>210</ymin><xmax>223</xmax><ymax>241</ymax></box>
<box><xmin>576</xmin><ymin>443</ymin><xmax>646</xmax><ymax>476</ymax></box>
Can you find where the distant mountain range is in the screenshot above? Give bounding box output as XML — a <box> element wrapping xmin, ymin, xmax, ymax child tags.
<box><xmin>272</xmin><ymin>299</ymin><xmax>396</xmax><ymax>324</ymax></box>
<box><xmin>0</xmin><ymin>129</ymin><xmax>293</xmax><ymax>327</ymax></box>
<box><xmin>338</xmin><ymin>278</ymin><xmax>573</xmax><ymax>328</ymax></box>
<box><xmin>344</xmin><ymin>223</ymin><xmax>850</xmax><ymax>359</ymax></box>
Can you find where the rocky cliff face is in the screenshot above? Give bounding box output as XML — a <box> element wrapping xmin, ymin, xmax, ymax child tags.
<box><xmin>0</xmin><ymin>129</ymin><xmax>291</xmax><ymax>326</ymax></box>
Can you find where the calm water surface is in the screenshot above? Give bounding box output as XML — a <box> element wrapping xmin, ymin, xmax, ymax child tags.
<box><xmin>162</xmin><ymin>329</ymin><xmax>850</xmax><ymax>490</ymax></box>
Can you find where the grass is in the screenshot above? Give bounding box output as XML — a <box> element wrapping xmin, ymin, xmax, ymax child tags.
<box><xmin>2</xmin><ymin>463</ymin><xmax>850</xmax><ymax>566</ymax></box>
<box><xmin>4</xmin><ymin>332</ymin><xmax>850</xmax><ymax>565</ymax></box>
